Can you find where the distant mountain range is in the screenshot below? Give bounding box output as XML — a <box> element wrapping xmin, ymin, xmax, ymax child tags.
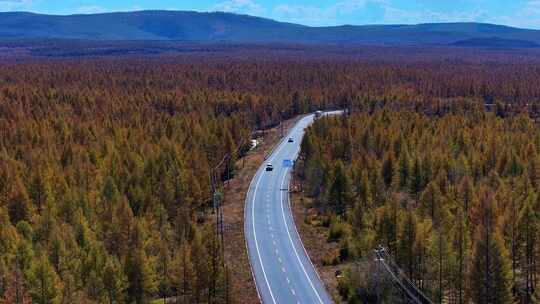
<box><xmin>1</xmin><ymin>10</ymin><xmax>540</xmax><ymax>47</ymax></box>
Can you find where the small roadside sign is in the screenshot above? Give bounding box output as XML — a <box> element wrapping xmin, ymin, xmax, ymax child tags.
<box><xmin>283</xmin><ymin>159</ymin><xmax>294</xmax><ymax>168</ymax></box>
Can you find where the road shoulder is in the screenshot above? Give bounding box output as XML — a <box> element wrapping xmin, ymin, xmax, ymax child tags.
<box><xmin>289</xmin><ymin>194</ymin><xmax>344</xmax><ymax>303</ymax></box>
<box><xmin>222</xmin><ymin>117</ymin><xmax>301</xmax><ymax>304</ymax></box>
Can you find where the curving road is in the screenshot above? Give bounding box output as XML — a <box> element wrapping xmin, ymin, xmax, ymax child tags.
<box><xmin>245</xmin><ymin>113</ymin><xmax>338</xmax><ymax>304</ymax></box>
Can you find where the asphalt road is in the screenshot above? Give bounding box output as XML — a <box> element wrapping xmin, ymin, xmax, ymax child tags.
<box><xmin>245</xmin><ymin>113</ymin><xmax>338</xmax><ymax>304</ymax></box>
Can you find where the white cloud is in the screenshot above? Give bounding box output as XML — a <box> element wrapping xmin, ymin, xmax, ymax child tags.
<box><xmin>495</xmin><ymin>0</ymin><xmax>540</xmax><ymax>28</ymax></box>
<box><xmin>273</xmin><ymin>0</ymin><xmax>388</xmax><ymax>26</ymax></box>
<box><xmin>270</xmin><ymin>0</ymin><xmax>503</xmax><ymax>27</ymax></box>
<box><xmin>273</xmin><ymin>4</ymin><xmax>327</xmax><ymax>24</ymax></box>
<box><xmin>73</xmin><ymin>5</ymin><xmax>144</xmax><ymax>15</ymax></box>
<box><xmin>382</xmin><ymin>6</ymin><xmax>488</xmax><ymax>24</ymax></box>
<box><xmin>75</xmin><ymin>5</ymin><xmax>109</xmax><ymax>14</ymax></box>
<box><xmin>0</xmin><ymin>0</ymin><xmax>33</xmax><ymax>11</ymax></box>
<box><xmin>212</xmin><ymin>0</ymin><xmax>264</xmax><ymax>15</ymax></box>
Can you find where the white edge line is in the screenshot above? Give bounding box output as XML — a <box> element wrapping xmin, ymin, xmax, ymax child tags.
<box><xmin>288</xmin><ymin>116</ymin><xmax>337</xmax><ymax>300</ymax></box>
<box><xmin>244</xmin><ymin>167</ymin><xmax>264</xmax><ymax>304</ymax></box>
<box><xmin>285</xmin><ymin>115</ymin><xmax>329</xmax><ymax>285</ymax></box>
<box><xmin>284</xmin><ymin>112</ymin><xmax>337</xmax><ymax>303</ymax></box>
<box><xmin>280</xmin><ymin>169</ymin><xmax>325</xmax><ymax>304</ymax></box>
<box><xmin>285</xmin><ymin>170</ymin><xmax>331</xmax><ymax>298</ymax></box>
<box><xmin>244</xmin><ymin>112</ymin><xmax>337</xmax><ymax>304</ymax></box>
<box><xmin>244</xmin><ymin>116</ymin><xmax>302</xmax><ymax>304</ymax></box>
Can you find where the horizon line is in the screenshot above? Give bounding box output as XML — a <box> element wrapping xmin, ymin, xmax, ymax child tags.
<box><xmin>0</xmin><ymin>9</ymin><xmax>532</xmax><ymax>31</ymax></box>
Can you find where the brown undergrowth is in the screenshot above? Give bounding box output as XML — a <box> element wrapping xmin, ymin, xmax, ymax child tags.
<box><xmin>289</xmin><ymin>193</ymin><xmax>347</xmax><ymax>303</ymax></box>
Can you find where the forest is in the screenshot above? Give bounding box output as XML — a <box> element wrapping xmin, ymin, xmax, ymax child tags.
<box><xmin>297</xmin><ymin>104</ymin><xmax>540</xmax><ymax>303</ymax></box>
<box><xmin>1</xmin><ymin>50</ymin><xmax>540</xmax><ymax>303</ymax></box>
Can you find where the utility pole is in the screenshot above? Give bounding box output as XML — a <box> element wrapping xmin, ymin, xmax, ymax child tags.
<box><xmin>439</xmin><ymin>229</ymin><xmax>443</xmax><ymax>304</ymax></box>
<box><xmin>225</xmin><ymin>265</ymin><xmax>230</xmax><ymax>304</ymax></box>
<box><xmin>280</xmin><ymin>110</ymin><xmax>284</xmax><ymax>138</ymax></box>
<box><xmin>210</xmin><ymin>169</ymin><xmax>217</xmax><ymax>303</ymax></box>
<box><xmin>226</xmin><ymin>154</ymin><xmax>230</xmax><ymax>187</ymax></box>
<box><xmin>212</xmin><ymin>169</ymin><xmax>225</xmax><ymax>256</ymax></box>
<box><xmin>375</xmin><ymin>247</ymin><xmax>382</xmax><ymax>304</ymax></box>
<box><xmin>243</xmin><ymin>148</ymin><xmax>246</xmax><ymax>169</ymax></box>
<box><xmin>218</xmin><ymin>189</ymin><xmax>224</xmax><ymax>258</ymax></box>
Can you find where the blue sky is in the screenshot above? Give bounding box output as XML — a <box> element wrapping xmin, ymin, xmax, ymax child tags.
<box><xmin>1</xmin><ymin>0</ymin><xmax>540</xmax><ymax>29</ymax></box>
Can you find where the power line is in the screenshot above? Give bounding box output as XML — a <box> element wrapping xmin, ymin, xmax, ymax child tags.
<box><xmin>374</xmin><ymin>245</ymin><xmax>433</xmax><ymax>304</ymax></box>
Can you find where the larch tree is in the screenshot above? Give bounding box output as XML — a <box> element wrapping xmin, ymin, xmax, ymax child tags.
<box><xmin>28</xmin><ymin>254</ymin><xmax>62</xmax><ymax>304</ymax></box>
<box><xmin>470</xmin><ymin>197</ymin><xmax>513</xmax><ymax>304</ymax></box>
<box><xmin>327</xmin><ymin>161</ymin><xmax>354</xmax><ymax>216</ymax></box>
<box><xmin>517</xmin><ymin>193</ymin><xmax>539</xmax><ymax>303</ymax></box>
<box><xmin>103</xmin><ymin>256</ymin><xmax>127</xmax><ymax>304</ymax></box>
<box><xmin>125</xmin><ymin>223</ymin><xmax>157</xmax><ymax>304</ymax></box>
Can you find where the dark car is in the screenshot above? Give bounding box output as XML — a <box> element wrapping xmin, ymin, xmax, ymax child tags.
<box><xmin>265</xmin><ymin>164</ymin><xmax>274</xmax><ymax>171</ymax></box>
<box><xmin>288</xmin><ymin>138</ymin><xmax>294</xmax><ymax>143</ymax></box>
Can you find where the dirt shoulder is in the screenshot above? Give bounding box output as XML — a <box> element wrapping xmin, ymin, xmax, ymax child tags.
<box><xmin>289</xmin><ymin>193</ymin><xmax>345</xmax><ymax>303</ymax></box>
<box><xmin>222</xmin><ymin>117</ymin><xmax>301</xmax><ymax>304</ymax></box>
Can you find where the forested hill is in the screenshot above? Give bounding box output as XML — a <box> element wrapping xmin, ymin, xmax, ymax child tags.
<box><xmin>1</xmin><ymin>11</ymin><xmax>540</xmax><ymax>47</ymax></box>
